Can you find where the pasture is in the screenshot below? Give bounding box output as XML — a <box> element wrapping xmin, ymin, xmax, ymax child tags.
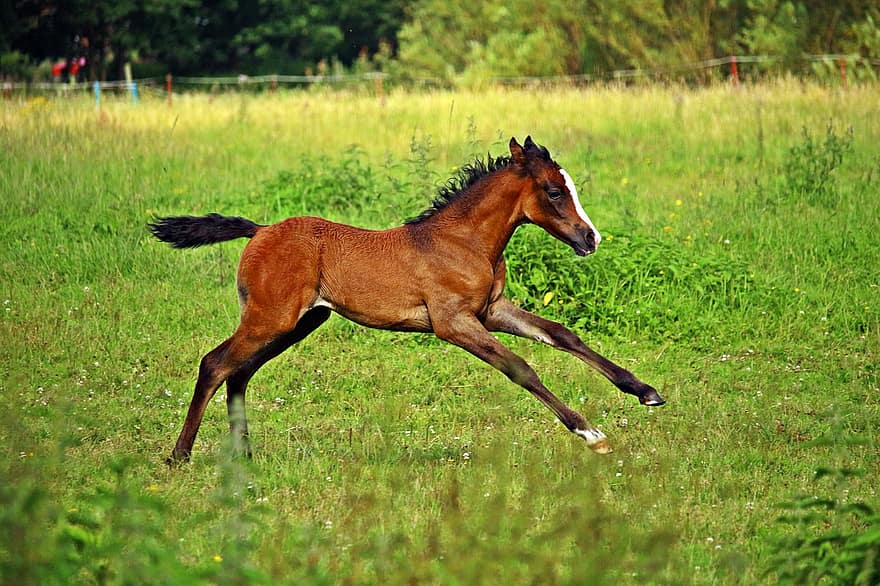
<box><xmin>1</xmin><ymin>82</ymin><xmax>878</xmax><ymax>584</ymax></box>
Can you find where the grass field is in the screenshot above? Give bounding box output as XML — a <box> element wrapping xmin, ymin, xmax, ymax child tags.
<box><xmin>2</xmin><ymin>82</ymin><xmax>879</xmax><ymax>584</ymax></box>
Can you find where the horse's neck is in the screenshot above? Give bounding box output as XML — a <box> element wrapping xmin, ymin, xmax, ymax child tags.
<box><xmin>421</xmin><ymin>177</ymin><xmax>523</xmax><ymax>261</ymax></box>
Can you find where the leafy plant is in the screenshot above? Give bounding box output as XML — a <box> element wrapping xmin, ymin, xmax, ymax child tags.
<box><xmin>767</xmin><ymin>463</ymin><xmax>879</xmax><ymax>585</ymax></box>
<box><xmin>782</xmin><ymin>125</ymin><xmax>853</xmax><ymax>207</ymax></box>
<box><xmin>505</xmin><ymin>225</ymin><xmax>758</xmax><ymax>341</ymax></box>
<box><xmin>766</xmin><ymin>424</ymin><xmax>879</xmax><ymax>586</ymax></box>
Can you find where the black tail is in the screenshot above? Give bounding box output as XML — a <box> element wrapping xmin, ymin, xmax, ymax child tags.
<box><xmin>149</xmin><ymin>214</ymin><xmax>263</xmax><ymax>249</ymax></box>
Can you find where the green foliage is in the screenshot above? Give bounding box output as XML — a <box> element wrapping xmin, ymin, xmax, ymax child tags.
<box><xmin>770</xmin><ymin>494</ymin><xmax>879</xmax><ymax>585</ymax></box>
<box><xmin>0</xmin><ymin>51</ymin><xmax>32</xmax><ymax>79</ymax></box>
<box><xmin>505</xmin><ymin>227</ymin><xmax>757</xmax><ymax>341</ymax></box>
<box><xmin>738</xmin><ymin>1</ymin><xmax>810</xmax><ymax>68</ymax></box>
<box><xmin>260</xmin><ymin>147</ymin><xmax>381</xmax><ymax>219</ymax></box>
<box><xmin>782</xmin><ymin>125</ymin><xmax>853</xmax><ymax>206</ymax></box>
<box><xmin>395</xmin><ymin>0</ymin><xmax>880</xmax><ymax>82</ymax></box>
<box><xmin>767</xmin><ymin>431</ymin><xmax>879</xmax><ymax>585</ymax></box>
<box><xmin>0</xmin><ymin>453</ymin><xmax>199</xmax><ymax>585</ymax></box>
<box><xmin>396</xmin><ymin>0</ymin><xmax>675</xmax><ymax>81</ymax></box>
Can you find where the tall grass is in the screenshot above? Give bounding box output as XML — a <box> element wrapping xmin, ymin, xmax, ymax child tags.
<box><xmin>1</xmin><ymin>82</ymin><xmax>879</xmax><ymax>584</ymax></box>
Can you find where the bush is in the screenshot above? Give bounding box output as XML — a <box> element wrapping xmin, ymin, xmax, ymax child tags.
<box><xmin>782</xmin><ymin>125</ymin><xmax>853</xmax><ymax>207</ymax></box>
<box><xmin>767</xmin><ymin>440</ymin><xmax>879</xmax><ymax>586</ymax></box>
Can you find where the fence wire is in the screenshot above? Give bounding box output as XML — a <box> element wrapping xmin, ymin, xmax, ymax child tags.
<box><xmin>3</xmin><ymin>54</ymin><xmax>878</xmax><ymax>93</ymax></box>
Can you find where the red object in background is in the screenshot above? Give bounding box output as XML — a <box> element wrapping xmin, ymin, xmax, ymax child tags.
<box><xmin>52</xmin><ymin>60</ymin><xmax>67</xmax><ymax>78</ymax></box>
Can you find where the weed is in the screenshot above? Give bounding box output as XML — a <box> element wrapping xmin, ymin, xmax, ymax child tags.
<box><xmin>505</xmin><ymin>225</ymin><xmax>759</xmax><ymax>342</ymax></box>
<box><xmin>782</xmin><ymin>124</ymin><xmax>853</xmax><ymax>207</ymax></box>
<box><xmin>767</xmin><ymin>430</ymin><xmax>879</xmax><ymax>585</ymax></box>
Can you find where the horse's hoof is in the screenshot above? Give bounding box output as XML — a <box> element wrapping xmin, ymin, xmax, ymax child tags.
<box><xmin>574</xmin><ymin>428</ymin><xmax>614</xmax><ymax>454</ymax></box>
<box><xmin>640</xmin><ymin>388</ymin><xmax>666</xmax><ymax>407</ymax></box>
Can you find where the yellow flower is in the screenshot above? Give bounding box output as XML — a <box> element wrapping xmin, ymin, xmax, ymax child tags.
<box><xmin>675</xmin><ymin>199</ymin><xmax>683</xmax><ymax>206</ymax></box>
<box><xmin>213</xmin><ymin>555</ymin><xmax>223</xmax><ymax>563</ymax></box>
<box><xmin>663</xmin><ymin>226</ymin><xmax>672</xmax><ymax>233</ymax></box>
<box><xmin>620</xmin><ymin>177</ymin><xmax>629</xmax><ymax>186</ymax></box>
<box><xmin>542</xmin><ymin>291</ymin><xmax>555</xmax><ymax>306</ymax></box>
<box><xmin>147</xmin><ymin>484</ymin><xmax>160</xmax><ymax>493</ymax></box>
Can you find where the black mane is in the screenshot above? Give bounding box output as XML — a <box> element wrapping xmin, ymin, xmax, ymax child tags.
<box><xmin>405</xmin><ymin>154</ymin><xmax>514</xmax><ymax>224</ymax></box>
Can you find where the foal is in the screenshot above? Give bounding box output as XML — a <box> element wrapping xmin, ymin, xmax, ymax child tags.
<box><xmin>151</xmin><ymin>136</ymin><xmax>664</xmax><ymax>462</ymax></box>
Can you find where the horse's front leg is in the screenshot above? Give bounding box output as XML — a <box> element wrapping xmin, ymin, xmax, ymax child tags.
<box><xmin>431</xmin><ymin>311</ymin><xmax>612</xmax><ymax>453</ymax></box>
<box><xmin>486</xmin><ymin>297</ymin><xmax>665</xmax><ymax>407</ymax></box>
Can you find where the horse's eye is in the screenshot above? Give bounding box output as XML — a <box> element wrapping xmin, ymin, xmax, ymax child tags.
<box><xmin>547</xmin><ymin>187</ymin><xmax>563</xmax><ymax>201</ymax></box>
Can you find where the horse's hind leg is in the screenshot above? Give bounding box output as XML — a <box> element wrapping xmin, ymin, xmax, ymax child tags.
<box><xmin>168</xmin><ymin>335</ymin><xmax>247</xmax><ymax>464</ymax></box>
<box><xmin>224</xmin><ymin>307</ymin><xmax>331</xmax><ymax>458</ymax></box>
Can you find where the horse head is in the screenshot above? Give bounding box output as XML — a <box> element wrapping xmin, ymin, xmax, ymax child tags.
<box><xmin>509</xmin><ymin>136</ymin><xmax>601</xmax><ymax>257</ymax></box>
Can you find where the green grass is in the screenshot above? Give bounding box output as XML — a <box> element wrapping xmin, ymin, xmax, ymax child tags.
<box><xmin>2</xmin><ymin>82</ymin><xmax>879</xmax><ymax>584</ymax></box>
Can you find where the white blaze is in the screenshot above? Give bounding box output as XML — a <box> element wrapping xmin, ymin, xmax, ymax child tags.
<box><xmin>559</xmin><ymin>168</ymin><xmax>601</xmax><ymax>246</ymax></box>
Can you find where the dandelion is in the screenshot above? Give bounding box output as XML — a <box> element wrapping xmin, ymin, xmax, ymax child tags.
<box><xmin>675</xmin><ymin>198</ymin><xmax>683</xmax><ymax>206</ymax></box>
<box><xmin>620</xmin><ymin>177</ymin><xmax>629</xmax><ymax>186</ymax></box>
<box><xmin>213</xmin><ymin>555</ymin><xmax>223</xmax><ymax>563</ymax></box>
<box><xmin>663</xmin><ymin>226</ymin><xmax>672</xmax><ymax>233</ymax></box>
<box><xmin>147</xmin><ymin>484</ymin><xmax>160</xmax><ymax>493</ymax></box>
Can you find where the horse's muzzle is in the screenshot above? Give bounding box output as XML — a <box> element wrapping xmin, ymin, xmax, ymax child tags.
<box><xmin>571</xmin><ymin>227</ymin><xmax>598</xmax><ymax>257</ymax></box>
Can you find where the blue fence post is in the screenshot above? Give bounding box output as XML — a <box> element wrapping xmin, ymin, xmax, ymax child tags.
<box><xmin>93</xmin><ymin>81</ymin><xmax>100</xmax><ymax>110</ymax></box>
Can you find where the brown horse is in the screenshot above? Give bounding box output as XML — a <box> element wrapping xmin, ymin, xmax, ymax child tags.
<box><xmin>150</xmin><ymin>136</ymin><xmax>664</xmax><ymax>463</ymax></box>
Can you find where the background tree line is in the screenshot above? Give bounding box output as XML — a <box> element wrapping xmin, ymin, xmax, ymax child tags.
<box><xmin>2</xmin><ymin>0</ymin><xmax>879</xmax><ymax>83</ymax></box>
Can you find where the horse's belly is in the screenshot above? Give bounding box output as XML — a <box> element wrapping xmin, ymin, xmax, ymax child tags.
<box><xmin>319</xmin><ymin>297</ymin><xmax>432</xmax><ymax>333</ymax></box>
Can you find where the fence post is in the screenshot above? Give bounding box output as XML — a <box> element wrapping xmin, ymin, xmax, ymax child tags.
<box><xmin>93</xmin><ymin>81</ymin><xmax>101</xmax><ymax>111</ymax></box>
<box><xmin>730</xmin><ymin>56</ymin><xmax>739</xmax><ymax>87</ymax></box>
<box><xmin>166</xmin><ymin>74</ymin><xmax>173</xmax><ymax>108</ymax></box>
<box><xmin>374</xmin><ymin>74</ymin><xmax>384</xmax><ymax>104</ymax></box>
<box><xmin>124</xmin><ymin>63</ymin><xmax>138</xmax><ymax>105</ymax></box>
<box><xmin>838</xmin><ymin>57</ymin><xmax>847</xmax><ymax>89</ymax></box>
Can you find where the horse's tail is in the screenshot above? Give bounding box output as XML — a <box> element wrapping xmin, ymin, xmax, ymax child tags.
<box><xmin>149</xmin><ymin>214</ymin><xmax>263</xmax><ymax>249</ymax></box>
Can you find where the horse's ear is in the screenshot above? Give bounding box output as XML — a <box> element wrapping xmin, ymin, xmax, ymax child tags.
<box><xmin>509</xmin><ymin>137</ymin><xmax>526</xmax><ymax>165</ymax></box>
<box><xmin>522</xmin><ymin>135</ymin><xmax>551</xmax><ymax>161</ymax></box>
